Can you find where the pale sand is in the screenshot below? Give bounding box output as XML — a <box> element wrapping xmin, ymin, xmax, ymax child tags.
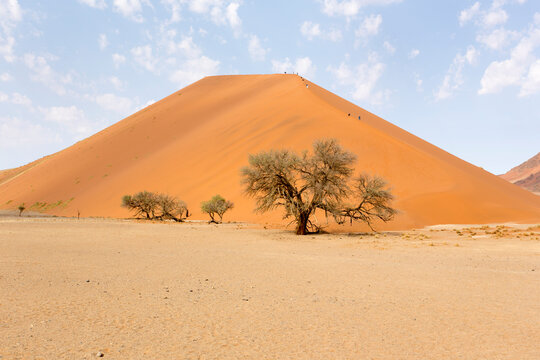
<box><xmin>1</xmin><ymin>217</ymin><xmax>539</xmax><ymax>359</ymax></box>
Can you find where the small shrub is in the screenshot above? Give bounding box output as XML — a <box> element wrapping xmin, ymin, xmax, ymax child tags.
<box><xmin>201</xmin><ymin>195</ymin><xmax>234</xmax><ymax>223</ymax></box>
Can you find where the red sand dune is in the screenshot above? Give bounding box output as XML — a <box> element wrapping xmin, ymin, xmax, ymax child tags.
<box><xmin>1</xmin><ymin>74</ymin><xmax>539</xmax><ymax>230</ymax></box>
<box><xmin>500</xmin><ymin>152</ymin><xmax>540</xmax><ymax>195</ymax></box>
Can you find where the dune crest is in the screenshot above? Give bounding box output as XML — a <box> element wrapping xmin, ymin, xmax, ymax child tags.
<box><xmin>1</xmin><ymin>74</ymin><xmax>539</xmax><ymax>229</ymax></box>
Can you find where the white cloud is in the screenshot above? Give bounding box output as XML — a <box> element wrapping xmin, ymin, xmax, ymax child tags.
<box><xmin>480</xmin><ymin>59</ymin><xmax>523</xmax><ymax>94</ymax></box>
<box><xmin>408</xmin><ymin>48</ymin><xmax>420</xmax><ymax>59</ymax></box>
<box><xmin>0</xmin><ymin>35</ymin><xmax>16</xmax><ymax>62</ymax></box>
<box><xmin>0</xmin><ymin>0</ymin><xmax>22</xmax><ymax>31</ymax></box>
<box><xmin>436</xmin><ymin>46</ymin><xmax>478</xmax><ymax>100</ymax></box>
<box><xmin>465</xmin><ymin>46</ymin><xmax>479</xmax><ymax>65</ymax></box>
<box><xmin>459</xmin><ymin>0</ymin><xmax>508</xmax><ymax>28</ymax></box>
<box><xmin>113</xmin><ymin>0</ymin><xmax>147</xmax><ymax>22</ymax></box>
<box><xmin>413</xmin><ymin>73</ymin><xmax>423</xmax><ymax>92</ymax></box>
<box><xmin>272</xmin><ymin>57</ymin><xmax>316</xmax><ymax>78</ymax></box>
<box><xmin>170</xmin><ymin>56</ymin><xmax>220</xmax><ymax>87</ymax></box>
<box><xmin>187</xmin><ymin>0</ymin><xmax>218</xmax><ymax>13</ymax></box>
<box><xmin>383</xmin><ymin>41</ymin><xmax>395</xmax><ymax>54</ymax></box>
<box><xmin>11</xmin><ymin>92</ymin><xmax>31</xmax><ymax>106</ymax></box>
<box><xmin>476</xmin><ymin>28</ymin><xmax>518</xmax><ymax>50</ymax></box>
<box><xmin>40</xmin><ymin>105</ymin><xmax>83</xmax><ymax>125</ymax></box>
<box><xmin>225</xmin><ymin>2</ymin><xmax>241</xmax><ymax>31</ymax></box>
<box><xmin>295</xmin><ymin>57</ymin><xmax>316</xmax><ymax>78</ymax></box>
<box><xmin>23</xmin><ymin>53</ymin><xmax>72</xmax><ymax>95</ymax></box>
<box><xmin>78</xmin><ymin>0</ymin><xmax>107</xmax><ymax>9</ymax></box>
<box><xmin>183</xmin><ymin>0</ymin><xmax>242</xmax><ymax>31</ymax></box>
<box><xmin>459</xmin><ymin>2</ymin><xmax>480</xmax><ymax>26</ymax></box>
<box><xmin>301</xmin><ymin>21</ymin><xmax>321</xmax><ymax>40</ymax></box>
<box><xmin>520</xmin><ymin>59</ymin><xmax>540</xmax><ymax>96</ymax></box>
<box><xmin>482</xmin><ymin>8</ymin><xmax>508</xmax><ymax>28</ymax></box>
<box><xmin>0</xmin><ymin>116</ymin><xmax>61</xmax><ymax>148</ymax></box>
<box><xmin>248</xmin><ymin>35</ymin><xmax>268</xmax><ymax>61</ymax></box>
<box><xmin>134</xmin><ymin>99</ymin><xmax>156</xmax><ymax>112</ymax></box>
<box><xmin>272</xmin><ymin>58</ymin><xmax>293</xmax><ymax>73</ymax></box>
<box><xmin>176</xmin><ymin>36</ymin><xmax>202</xmax><ymax>58</ymax></box>
<box><xmin>0</xmin><ymin>0</ymin><xmax>22</xmax><ymax>62</ymax></box>
<box><xmin>355</xmin><ymin>14</ymin><xmax>382</xmax><ymax>38</ymax></box>
<box><xmin>110</xmin><ymin>76</ymin><xmax>124</xmax><ymax>90</ymax></box>
<box><xmin>0</xmin><ymin>72</ymin><xmax>12</xmax><ymax>81</ymax></box>
<box><xmin>0</xmin><ymin>92</ymin><xmax>31</xmax><ymax>105</ymax></box>
<box><xmin>38</xmin><ymin>105</ymin><xmax>97</xmax><ymax>137</ymax></box>
<box><xmin>112</xmin><ymin>53</ymin><xmax>126</xmax><ymax>68</ymax></box>
<box><xmin>320</xmin><ymin>0</ymin><xmax>401</xmax><ymax>17</ymax></box>
<box><xmin>158</xmin><ymin>32</ymin><xmax>219</xmax><ymax>87</ymax></box>
<box><xmin>300</xmin><ymin>21</ymin><xmax>342</xmax><ymax>41</ymax></box>
<box><xmin>131</xmin><ymin>45</ymin><xmax>157</xmax><ymax>72</ymax></box>
<box><xmin>95</xmin><ymin>93</ymin><xmax>134</xmax><ymax>114</ymax></box>
<box><xmin>479</xmin><ymin>24</ymin><xmax>540</xmax><ymax>95</ymax></box>
<box><xmin>327</xmin><ymin>53</ymin><xmax>388</xmax><ymax>104</ymax></box>
<box><xmin>162</xmin><ymin>0</ymin><xmax>182</xmax><ymax>22</ymax></box>
<box><xmin>98</xmin><ymin>34</ymin><xmax>108</xmax><ymax>50</ymax></box>
<box><xmin>326</xmin><ymin>28</ymin><xmax>343</xmax><ymax>41</ymax></box>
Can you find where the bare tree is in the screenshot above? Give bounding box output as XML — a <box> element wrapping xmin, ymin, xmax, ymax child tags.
<box><xmin>241</xmin><ymin>139</ymin><xmax>396</xmax><ymax>235</ymax></box>
<box><xmin>201</xmin><ymin>195</ymin><xmax>234</xmax><ymax>223</ymax></box>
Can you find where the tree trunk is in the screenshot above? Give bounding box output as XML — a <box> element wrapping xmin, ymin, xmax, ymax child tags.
<box><xmin>296</xmin><ymin>212</ymin><xmax>309</xmax><ymax>235</ymax></box>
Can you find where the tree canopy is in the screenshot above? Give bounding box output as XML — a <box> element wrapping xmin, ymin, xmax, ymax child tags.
<box><xmin>122</xmin><ymin>191</ymin><xmax>189</xmax><ymax>222</ymax></box>
<box><xmin>201</xmin><ymin>194</ymin><xmax>234</xmax><ymax>223</ymax></box>
<box><xmin>241</xmin><ymin>139</ymin><xmax>396</xmax><ymax>234</ymax></box>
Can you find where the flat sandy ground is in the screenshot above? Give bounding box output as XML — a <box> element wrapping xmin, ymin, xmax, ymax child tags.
<box><xmin>1</xmin><ymin>216</ymin><xmax>539</xmax><ymax>359</ymax></box>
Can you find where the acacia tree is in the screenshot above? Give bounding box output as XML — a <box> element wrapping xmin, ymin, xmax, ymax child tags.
<box><xmin>241</xmin><ymin>139</ymin><xmax>396</xmax><ymax>235</ymax></box>
<box><xmin>201</xmin><ymin>195</ymin><xmax>234</xmax><ymax>223</ymax></box>
<box><xmin>122</xmin><ymin>191</ymin><xmax>158</xmax><ymax>219</ymax></box>
<box><xmin>122</xmin><ymin>191</ymin><xmax>189</xmax><ymax>221</ymax></box>
<box><xmin>156</xmin><ymin>194</ymin><xmax>190</xmax><ymax>222</ymax></box>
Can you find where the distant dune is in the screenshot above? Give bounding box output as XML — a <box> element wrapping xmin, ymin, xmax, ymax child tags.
<box><xmin>501</xmin><ymin>153</ymin><xmax>540</xmax><ymax>195</ymax></box>
<box><xmin>1</xmin><ymin>74</ymin><xmax>539</xmax><ymax>230</ymax></box>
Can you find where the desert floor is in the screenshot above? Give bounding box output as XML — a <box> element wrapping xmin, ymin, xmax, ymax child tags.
<box><xmin>1</xmin><ymin>215</ymin><xmax>539</xmax><ymax>359</ymax></box>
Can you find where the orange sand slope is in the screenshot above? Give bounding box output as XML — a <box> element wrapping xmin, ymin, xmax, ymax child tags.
<box><xmin>1</xmin><ymin>74</ymin><xmax>539</xmax><ymax>229</ymax></box>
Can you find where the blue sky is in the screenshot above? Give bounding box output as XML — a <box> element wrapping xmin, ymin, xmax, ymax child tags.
<box><xmin>0</xmin><ymin>0</ymin><xmax>538</xmax><ymax>174</ymax></box>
